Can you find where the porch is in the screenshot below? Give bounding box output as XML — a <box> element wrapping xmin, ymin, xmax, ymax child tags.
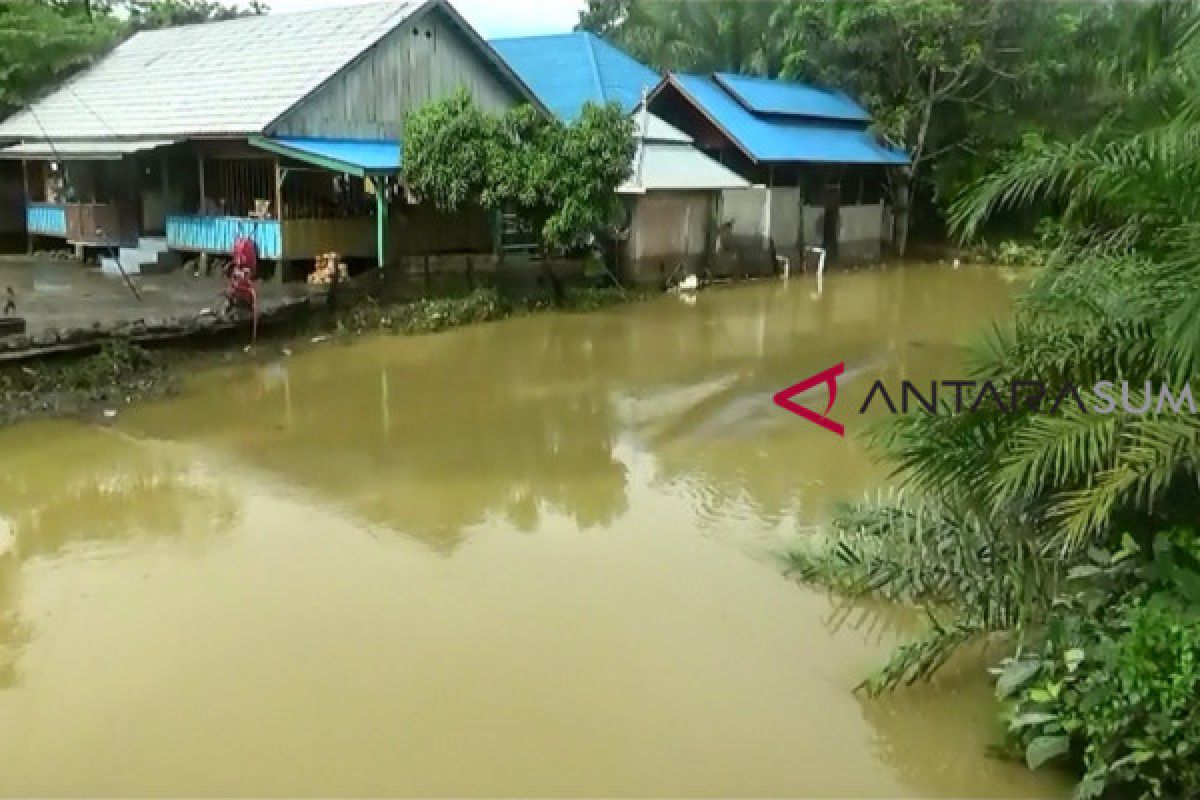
<box><xmin>24</xmin><ymin>201</ymin><xmax>141</xmax><ymax>246</ymax></box>
<box><xmin>5</xmin><ymin>136</ymin><xmax>498</xmax><ymax>279</ymax></box>
<box><xmin>4</xmin><ymin>137</ymin><xmax>397</xmax><ymax>268</ymax></box>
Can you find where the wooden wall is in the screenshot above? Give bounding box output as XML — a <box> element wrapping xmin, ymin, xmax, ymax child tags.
<box><xmin>388</xmin><ymin>200</ymin><xmax>493</xmax><ymax>258</ymax></box>
<box><xmin>269</xmin><ymin>5</ymin><xmax>522</xmax><ymax>139</ymax></box>
<box><xmin>283</xmin><ymin>218</ymin><xmax>377</xmax><ymax>260</ymax></box>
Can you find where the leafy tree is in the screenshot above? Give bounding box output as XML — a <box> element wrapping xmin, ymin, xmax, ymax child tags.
<box><xmin>595</xmin><ymin>0</ymin><xmax>790</xmax><ymax>77</ymax></box>
<box><xmin>775</xmin><ymin>0</ymin><xmax>1091</xmax><ymax>253</ymax></box>
<box><xmin>124</xmin><ymin>0</ymin><xmax>268</xmax><ymax>32</ymax></box>
<box><xmin>576</xmin><ymin>0</ymin><xmax>629</xmax><ymax>37</ymax></box>
<box><xmin>0</xmin><ymin>0</ymin><xmax>266</xmax><ymax>116</ymax></box>
<box><xmin>403</xmin><ymin>88</ymin><xmax>635</xmax><ymax>302</ymax></box>
<box><xmin>0</xmin><ymin>0</ymin><xmax>119</xmax><ymax>112</ymax></box>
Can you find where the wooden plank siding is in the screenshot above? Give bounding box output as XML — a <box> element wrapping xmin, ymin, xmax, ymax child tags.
<box><xmin>65</xmin><ymin>202</ymin><xmax>139</xmax><ymax>246</ymax></box>
<box><xmin>282</xmin><ymin>217</ymin><xmax>376</xmax><ymax>260</ymax></box>
<box><xmin>269</xmin><ymin>6</ymin><xmax>522</xmax><ymax>140</ymax></box>
<box><xmin>389</xmin><ymin>201</ymin><xmax>493</xmax><ymax>258</ymax></box>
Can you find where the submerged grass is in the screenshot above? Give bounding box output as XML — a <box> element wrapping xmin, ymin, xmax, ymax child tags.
<box><xmin>0</xmin><ymin>340</ymin><xmax>177</xmax><ymax>426</ymax></box>
<box><xmin>333</xmin><ymin>286</ymin><xmax>642</xmax><ymax>335</ymax></box>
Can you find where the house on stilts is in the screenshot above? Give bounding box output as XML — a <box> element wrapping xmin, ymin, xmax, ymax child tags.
<box><xmin>0</xmin><ymin>0</ymin><xmax>546</xmax><ymax>280</ymax></box>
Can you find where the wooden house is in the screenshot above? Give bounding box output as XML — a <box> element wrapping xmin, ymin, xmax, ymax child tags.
<box><xmin>646</xmin><ymin>72</ymin><xmax>910</xmax><ymax>264</ymax></box>
<box><xmin>0</xmin><ymin>0</ymin><xmax>544</xmax><ymax>278</ymax></box>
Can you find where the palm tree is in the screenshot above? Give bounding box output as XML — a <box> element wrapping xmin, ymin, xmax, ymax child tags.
<box><xmin>608</xmin><ymin>0</ymin><xmax>789</xmax><ymax>76</ymax></box>
<box><xmin>793</xmin><ymin>0</ymin><xmax>1200</xmax><ymax>692</ymax></box>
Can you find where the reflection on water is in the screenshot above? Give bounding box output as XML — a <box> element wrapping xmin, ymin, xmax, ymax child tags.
<box><xmin>0</xmin><ymin>266</ymin><xmax>1066</xmax><ymax>797</ymax></box>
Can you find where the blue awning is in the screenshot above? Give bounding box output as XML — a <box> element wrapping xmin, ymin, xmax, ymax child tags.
<box><xmin>671</xmin><ymin>74</ymin><xmax>909</xmax><ymax>166</ymax></box>
<box><xmin>250</xmin><ymin>136</ymin><xmax>402</xmax><ymax>176</ymax></box>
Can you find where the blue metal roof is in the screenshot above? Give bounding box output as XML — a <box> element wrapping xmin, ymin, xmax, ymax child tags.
<box><xmin>271</xmin><ymin>137</ymin><xmax>402</xmax><ymax>174</ymax></box>
<box><xmin>714</xmin><ymin>72</ymin><xmax>870</xmax><ymax>123</ymax></box>
<box><xmin>672</xmin><ymin>74</ymin><xmax>909</xmax><ymax>166</ymax></box>
<box><xmin>490</xmin><ymin>32</ymin><xmax>659</xmax><ymax>122</ymax></box>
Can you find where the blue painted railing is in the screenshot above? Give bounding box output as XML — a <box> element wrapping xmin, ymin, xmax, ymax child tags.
<box><xmin>27</xmin><ymin>204</ymin><xmax>67</xmax><ymax>237</ymax></box>
<box><xmin>166</xmin><ymin>215</ymin><xmax>281</xmax><ymax>259</ymax></box>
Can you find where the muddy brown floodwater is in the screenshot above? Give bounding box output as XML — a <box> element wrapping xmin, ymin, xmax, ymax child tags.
<box><xmin>0</xmin><ymin>265</ymin><xmax>1068</xmax><ymax>797</ymax></box>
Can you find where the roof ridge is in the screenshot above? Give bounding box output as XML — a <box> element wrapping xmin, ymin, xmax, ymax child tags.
<box><xmin>488</xmin><ymin>31</ymin><xmax>585</xmax><ymax>44</ymax></box>
<box><xmin>0</xmin><ymin>0</ymin><xmax>422</xmax><ymax>141</ymax></box>
<box><xmin>581</xmin><ymin>29</ymin><xmax>605</xmax><ymax>103</ymax></box>
<box><xmin>128</xmin><ymin>0</ymin><xmax>408</xmax><ymax>36</ymax></box>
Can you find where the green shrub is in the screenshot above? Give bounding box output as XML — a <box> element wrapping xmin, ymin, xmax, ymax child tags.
<box><xmin>971</xmin><ymin>238</ymin><xmax>1048</xmax><ymax>267</ymax></box>
<box><xmin>997</xmin><ymin>532</ymin><xmax>1200</xmax><ymax>799</ymax></box>
<box><xmin>0</xmin><ymin>340</ymin><xmax>174</xmax><ymax>425</ymax></box>
<box><xmin>337</xmin><ymin>289</ymin><xmax>513</xmax><ymax>335</ymax></box>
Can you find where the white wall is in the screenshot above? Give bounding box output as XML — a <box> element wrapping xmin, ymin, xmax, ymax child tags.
<box><xmin>767</xmin><ymin>187</ymin><xmax>801</xmax><ymax>251</ymax></box>
<box><xmin>840</xmin><ymin>202</ymin><xmax>884</xmax><ymax>244</ymax></box>
<box><xmin>719</xmin><ymin>187</ymin><xmax>801</xmax><ymax>251</ymax></box>
<box><xmin>719</xmin><ymin>187</ymin><xmax>765</xmax><ymax>241</ymax></box>
<box><xmin>802</xmin><ymin>202</ymin><xmax>884</xmax><ymax>245</ymax></box>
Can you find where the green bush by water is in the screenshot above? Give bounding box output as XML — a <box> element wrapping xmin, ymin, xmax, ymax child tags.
<box><xmin>789</xmin><ymin>16</ymin><xmax>1200</xmax><ymax>797</ymax></box>
<box><xmin>336</xmin><ymin>287</ymin><xmax>640</xmax><ymax>336</ymax></box>
<box><xmin>996</xmin><ymin>531</ymin><xmax>1200</xmax><ymax>799</ymax></box>
<box><xmin>0</xmin><ymin>340</ymin><xmax>174</xmax><ymax>424</ymax></box>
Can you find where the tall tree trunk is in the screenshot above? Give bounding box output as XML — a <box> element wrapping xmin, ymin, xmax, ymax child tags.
<box><xmin>894</xmin><ymin>169</ymin><xmax>912</xmax><ymax>258</ymax></box>
<box><xmin>539</xmin><ymin>244</ymin><xmax>565</xmax><ymax>306</ymax></box>
<box><xmin>896</xmin><ymin>74</ymin><xmax>938</xmax><ymax>257</ymax></box>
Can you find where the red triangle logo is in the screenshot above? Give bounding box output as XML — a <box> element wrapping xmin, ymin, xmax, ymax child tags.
<box><xmin>773</xmin><ymin>363</ymin><xmax>846</xmax><ymax>437</ymax></box>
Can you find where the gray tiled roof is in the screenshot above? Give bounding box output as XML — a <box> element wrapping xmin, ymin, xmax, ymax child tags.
<box><xmin>0</xmin><ymin>1</ymin><xmax>417</xmax><ymax>140</ymax></box>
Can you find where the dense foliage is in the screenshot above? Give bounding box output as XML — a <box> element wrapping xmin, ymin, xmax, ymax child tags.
<box><xmin>997</xmin><ymin>531</ymin><xmax>1200</xmax><ymax>799</ymax></box>
<box><xmin>790</xmin><ymin>3</ymin><xmax>1200</xmax><ymax>796</ymax></box>
<box><xmin>0</xmin><ymin>0</ymin><xmax>265</xmax><ymax>115</ymax></box>
<box><xmin>579</xmin><ymin>0</ymin><xmax>1186</xmax><ymax>243</ymax></box>
<box><xmin>403</xmin><ymin>88</ymin><xmax>636</xmax><ymax>254</ymax></box>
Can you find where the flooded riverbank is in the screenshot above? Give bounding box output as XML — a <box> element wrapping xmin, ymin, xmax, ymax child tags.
<box><xmin>0</xmin><ymin>265</ymin><xmax>1066</xmax><ymax>797</ymax></box>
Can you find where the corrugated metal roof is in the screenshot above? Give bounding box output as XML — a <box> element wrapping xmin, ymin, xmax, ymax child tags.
<box><xmin>0</xmin><ymin>139</ymin><xmax>177</xmax><ymax>160</ymax></box>
<box><xmin>0</xmin><ymin>2</ymin><xmax>418</xmax><ymax>140</ymax></box>
<box><xmin>255</xmin><ymin>136</ymin><xmax>402</xmax><ymax>174</ymax></box>
<box><xmin>713</xmin><ymin>72</ymin><xmax>870</xmax><ymax>123</ymax></box>
<box><xmin>672</xmin><ymin>74</ymin><xmax>909</xmax><ymax>166</ymax></box>
<box><xmin>619</xmin><ymin>141</ymin><xmax>750</xmax><ymax>194</ymax></box>
<box><xmin>490</xmin><ymin>32</ymin><xmax>659</xmax><ymax>122</ymax></box>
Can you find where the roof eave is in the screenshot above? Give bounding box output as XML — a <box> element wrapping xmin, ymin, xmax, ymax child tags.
<box><xmin>249</xmin><ymin>134</ymin><xmax>402</xmax><ymax>177</ymax></box>
<box><xmin>654</xmin><ymin>74</ymin><xmax>760</xmax><ymax>165</ymax></box>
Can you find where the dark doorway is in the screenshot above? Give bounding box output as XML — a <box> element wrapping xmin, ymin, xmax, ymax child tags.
<box><xmin>822</xmin><ymin>182</ymin><xmax>841</xmax><ymax>261</ymax></box>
